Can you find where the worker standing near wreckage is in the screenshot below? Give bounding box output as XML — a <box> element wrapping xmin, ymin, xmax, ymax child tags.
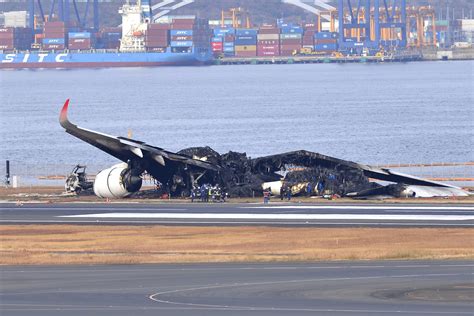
<box><xmin>263</xmin><ymin>189</ymin><xmax>270</xmax><ymax>204</ymax></box>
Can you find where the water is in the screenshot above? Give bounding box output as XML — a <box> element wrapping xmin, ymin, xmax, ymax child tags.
<box><xmin>1</xmin><ymin>61</ymin><xmax>473</xmax><ymax>182</ymax></box>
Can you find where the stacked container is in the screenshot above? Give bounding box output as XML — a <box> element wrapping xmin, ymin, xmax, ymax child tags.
<box><xmin>211</xmin><ymin>36</ymin><xmax>223</xmax><ymax>54</ymax></box>
<box><xmin>257</xmin><ymin>26</ymin><xmax>279</xmax><ymax>57</ymax></box>
<box><xmin>169</xmin><ymin>17</ymin><xmax>194</xmax><ymax>52</ymax></box>
<box><xmin>145</xmin><ymin>23</ymin><xmax>169</xmax><ymax>51</ymax></box>
<box><xmin>302</xmin><ymin>23</ymin><xmax>318</xmax><ymax>49</ymax></box>
<box><xmin>0</xmin><ymin>27</ymin><xmax>32</xmax><ymax>50</ymax></box>
<box><xmin>314</xmin><ymin>32</ymin><xmax>338</xmax><ymax>53</ymax></box>
<box><xmin>43</xmin><ymin>21</ymin><xmax>66</xmax><ymax>50</ymax></box>
<box><xmin>280</xmin><ymin>24</ymin><xmax>303</xmax><ymax>56</ymax></box>
<box><xmin>235</xmin><ymin>28</ymin><xmax>257</xmax><ymax>57</ymax></box>
<box><xmin>68</xmin><ymin>32</ymin><xmax>92</xmax><ymax>50</ymax></box>
<box><xmin>100</xmin><ymin>27</ymin><xmax>121</xmax><ymax>49</ymax></box>
<box><xmin>213</xmin><ymin>28</ymin><xmax>235</xmax><ymax>56</ymax></box>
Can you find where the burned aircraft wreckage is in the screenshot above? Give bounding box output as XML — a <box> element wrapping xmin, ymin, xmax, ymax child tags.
<box><xmin>60</xmin><ymin>100</ymin><xmax>468</xmax><ymax>199</ymax></box>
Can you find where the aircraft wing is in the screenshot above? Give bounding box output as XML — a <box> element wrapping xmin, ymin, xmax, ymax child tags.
<box><xmin>59</xmin><ymin>99</ymin><xmax>219</xmax><ymax>172</ymax></box>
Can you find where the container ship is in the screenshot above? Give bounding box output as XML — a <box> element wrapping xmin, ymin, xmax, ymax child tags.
<box><xmin>0</xmin><ymin>2</ymin><xmax>213</xmax><ymax>69</ymax></box>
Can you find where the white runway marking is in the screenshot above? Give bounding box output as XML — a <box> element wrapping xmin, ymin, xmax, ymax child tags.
<box><xmin>59</xmin><ymin>213</ymin><xmax>474</xmax><ymax>221</ymax></box>
<box><xmin>243</xmin><ymin>205</ymin><xmax>474</xmax><ymax>210</ymax></box>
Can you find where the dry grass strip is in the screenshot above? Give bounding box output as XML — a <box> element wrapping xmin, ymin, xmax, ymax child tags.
<box><xmin>1</xmin><ymin>225</ymin><xmax>473</xmax><ymax>265</ymax></box>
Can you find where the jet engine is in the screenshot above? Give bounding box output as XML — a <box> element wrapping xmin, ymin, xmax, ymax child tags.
<box><xmin>93</xmin><ymin>163</ymin><xmax>143</xmax><ymax>198</ymax></box>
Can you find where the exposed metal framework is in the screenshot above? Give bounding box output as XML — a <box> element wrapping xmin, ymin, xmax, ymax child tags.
<box><xmin>338</xmin><ymin>0</ymin><xmax>407</xmax><ymax>50</ymax></box>
<box><xmin>28</xmin><ymin>0</ymin><xmax>100</xmax><ymax>34</ymax></box>
<box><xmin>151</xmin><ymin>0</ymin><xmax>335</xmax><ymax>22</ymax></box>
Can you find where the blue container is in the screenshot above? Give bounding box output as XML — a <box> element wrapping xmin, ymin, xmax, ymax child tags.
<box><xmin>235</xmin><ymin>28</ymin><xmax>258</xmax><ymax>36</ymax></box>
<box><xmin>211</xmin><ymin>37</ymin><xmax>223</xmax><ymax>42</ymax></box>
<box><xmin>314</xmin><ymin>43</ymin><xmax>338</xmax><ymax>51</ymax></box>
<box><xmin>314</xmin><ymin>32</ymin><xmax>332</xmax><ymax>39</ymax></box>
<box><xmin>223</xmin><ymin>47</ymin><xmax>235</xmax><ymax>52</ymax></box>
<box><xmin>280</xmin><ymin>26</ymin><xmax>303</xmax><ymax>34</ymax></box>
<box><xmin>170</xmin><ymin>41</ymin><xmax>193</xmax><ymax>47</ymax></box>
<box><xmin>223</xmin><ymin>42</ymin><xmax>234</xmax><ymax>48</ymax></box>
<box><xmin>213</xmin><ymin>28</ymin><xmax>235</xmax><ymax>36</ymax></box>
<box><xmin>42</xmin><ymin>38</ymin><xmax>65</xmax><ymax>44</ymax></box>
<box><xmin>234</xmin><ymin>37</ymin><xmax>256</xmax><ymax>45</ymax></box>
<box><xmin>68</xmin><ymin>32</ymin><xmax>91</xmax><ymax>39</ymax></box>
<box><xmin>170</xmin><ymin>30</ymin><xmax>193</xmax><ymax>36</ymax></box>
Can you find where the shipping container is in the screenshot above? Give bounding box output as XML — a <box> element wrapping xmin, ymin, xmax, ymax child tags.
<box><xmin>258</xmin><ymin>28</ymin><xmax>279</xmax><ymax>34</ymax></box>
<box><xmin>258</xmin><ymin>39</ymin><xmax>278</xmax><ymax>45</ymax></box>
<box><xmin>314</xmin><ymin>32</ymin><xmax>338</xmax><ymax>39</ymax></box>
<box><xmin>170</xmin><ymin>30</ymin><xmax>193</xmax><ymax>36</ymax></box>
<box><xmin>223</xmin><ymin>46</ymin><xmax>234</xmax><ymax>52</ymax></box>
<box><xmin>0</xmin><ymin>27</ymin><xmax>14</xmax><ymax>34</ymax></box>
<box><xmin>223</xmin><ymin>42</ymin><xmax>234</xmax><ymax>48</ymax></box>
<box><xmin>68</xmin><ymin>32</ymin><xmax>91</xmax><ymax>39</ymax></box>
<box><xmin>280</xmin><ymin>38</ymin><xmax>302</xmax><ymax>45</ymax></box>
<box><xmin>235</xmin><ymin>50</ymin><xmax>257</xmax><ymax>57</ymax></box>
<box><xmin>44</xmin><ymin>21</ymin><xmax>65</xmax><ymax>28</ymax></box>
<box><xmin>147</xmin><ymin>23</ymin><xmax>170</xmax><ymax>30</ymax></box>
<box><xmin>171</xmin><ymin>35</ymin><xmax>192</xmax><ymax>41</ymax></box>
<box><xmin>314</xmin><ymin>43</ymin><xmax>338</xmax><ymax>50</ymax></box>
<box><xmin>42</xmin><ymin>44</ymin><xmax>66</xmax><ymax>50</ymax></box>
<box><xmin>280</xmin><ymin>26</ymin><xmax>303</xmax><ymax>34</ymax></box>
<box><xmin>235</xmin><ymin>36</ymin><xmax>257</xmax><ymax>45</ymax></box>
<box><xmin>257</xmin><ymin>34</ymin><xmax>279</xmax><ymax>40</ymax></box>
<box><xmin>236</xmin><ymin>28</ymin><xmax>258</xmax><ymax>36</ymax></box>
<box><xmin>280</xmin><ymin>33</ymin><xmax>302</xmax><ymax>39</ymax></box>
<box><xmin>315</xmin><ymin>38</ymin><xmax>337</xmax><ymax>44</ymax></box>
<box><xmin>235</xmin><ymin>45</ymin><xmax>257</xmax><ymax>52</ymax></box>
<box><xmin>258</xmin><ymin>50</ymin><xmax>280</xmax><ymax>56</ymax></box>
<box><xmin>43</xmin><ymin>38</ymin><xmax>65</xmax><ymax>44</ymax></box>
<box><xmin>170</xmin><ymin>40</ymin><xmax>193</xmax><ymax>47</ymax></box>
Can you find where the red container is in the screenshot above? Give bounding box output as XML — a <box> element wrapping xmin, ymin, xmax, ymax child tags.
<box><xmin>148</xmin><ymin>29</ymin><xmax>168</xmax><ymax>36</ymax></box>
<box><xmin>170</xmin><ymin>23</ymin><xmax>195</xmax><ymax>29</ymax></box>
<box><xmin>302</xmin><ymin>38</ymin><xmax>314</xmax><ymax>45</ymax></box>
<box><xmin>42</xmin><ymin>44</ymin><xmax>65</xmax><ymax>50</ymax></box>
<box><xmin>44</xmin><ymin>32</ymin><xmax>66</xmax><ymax>38</ymax></box>
<box><xmin>304</xmin><ymin>23</ymin><xmax>318</xmax><ymax>30</ymax></box>
<box><xmin>211</xmin><ymin>42</ymin><xmax>223</xmax><ymax>51</ymax></box>
<box><xmin>172</xmin><ymin>18</ymin><xmax>195</xmax><ymax>23</ymax></box>
<box><xmin>44</xmin><ymin>21</ymin><xmax>65</xmax><ymax>28</ymax></box>
<box><xmin>258</xmin><ymin>28</ymin><xmax>279</xmax><ymax>34</ymax></box>
<box><xmin>68</xmin><ymin>42</ymin><xmax>91</xmax><ymax>49</ymax></box>
<box><xmin>0</xmin><ymin>38</ymin><xmax>14</xmax><ymax>45</ymax></box>
<box><xmin>148</xmin><ymin>23</ymin><xmax>170</xmax><ymax>30</ymax></box>
<box><xmin>258</xmin><ymin>44</ymin><xmax>279</xmax><ymax>50</ymax></box>
<box><xmin>0</xmin><ymin>44</ymin><xmax>14</xmax><ymax>49</ymax></box>
<box><xmin>147</xmin><ymin>47</ymin><xmax>167</xmax><ymax>52</ymax></box>
<box><xmin>171</xmin><ymin>35</ymin><xmax>192</xmax><ymax>41</ymax></box>
<box><xmin>315</xmin><ymin>38</ymin><xmax>337</xmax><ymax>44</ymax></box>
<box><xmin>258</xmin><ymin>51</ymin><xmax>280</xmax><ymax>56</ymax></box>
<box><xmin>280</xmin><ymin>44</ymin><xmax>302</xmax><ymax>49</ymax></box>
<box><xmin>0</xmin><ymin>33</ymin><xmax>14</xmax><ymax>39</ymax></box>
<box><xmin>235</xmin><ymin>51</ymin><xmax>257</xmax><ymax>57</ymax></box>
<box><xmin>280</xmin><ymin>38</ymin><xmax>301</xmax><ymax>45</ymax></box>
<box><xmin>258</xmin><ymin>39</ymin><xmax>278</xmax><ymax>45</ymax></box>
<box><xmin>0</xmin><ymin>27</ymin><xmax>14</xmax><ymax>34</ymax></box>
<box><xmin>224</xmin><ymin>35</ymin><xmax>235</xmax><ymax>42</ymax></box>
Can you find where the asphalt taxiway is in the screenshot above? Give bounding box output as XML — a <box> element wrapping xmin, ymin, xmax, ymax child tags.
<box><xmin>1</xmin><ymin>202</ymin><xmax>473</xmax><ymax>227</ymax></box>
<box><xmin>1</xmin><ymin>261</ymin><xmax>473</xmax><ymax>316</ymax></box>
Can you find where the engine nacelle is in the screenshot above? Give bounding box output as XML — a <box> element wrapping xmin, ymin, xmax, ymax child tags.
<box><xmin>93</xmin><ymin>163</ymin><xmax>142</xmax><ymax>198</ymax></box>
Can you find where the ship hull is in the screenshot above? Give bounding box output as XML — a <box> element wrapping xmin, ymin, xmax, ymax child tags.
<box><xmin>0</xmin><ymin>49</ymin><xmax>213</xmax><ymax>69</ymax></box>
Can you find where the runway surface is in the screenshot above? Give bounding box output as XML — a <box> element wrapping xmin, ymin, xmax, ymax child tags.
<box><xmin>1</xmin><ymin>202</ymin><xmax>473</xmax><ymax>227</ymax></box>
<box><xmin>1</xmin><ymin>261</ymin><xmax>473</xmax><ymax>315</ymax></box>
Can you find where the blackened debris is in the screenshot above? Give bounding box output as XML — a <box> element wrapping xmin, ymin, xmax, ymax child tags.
<box><xmin>174</xmin><ymin>147</ymin><xmax>380</xmax><ymax>197</ymax></box>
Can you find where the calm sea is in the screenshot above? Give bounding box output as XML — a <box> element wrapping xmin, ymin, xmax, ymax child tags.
<box><xmin>1</xmin><ymin>61</ymin><xmax>473</xmax><ymax>181</ymax></box>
